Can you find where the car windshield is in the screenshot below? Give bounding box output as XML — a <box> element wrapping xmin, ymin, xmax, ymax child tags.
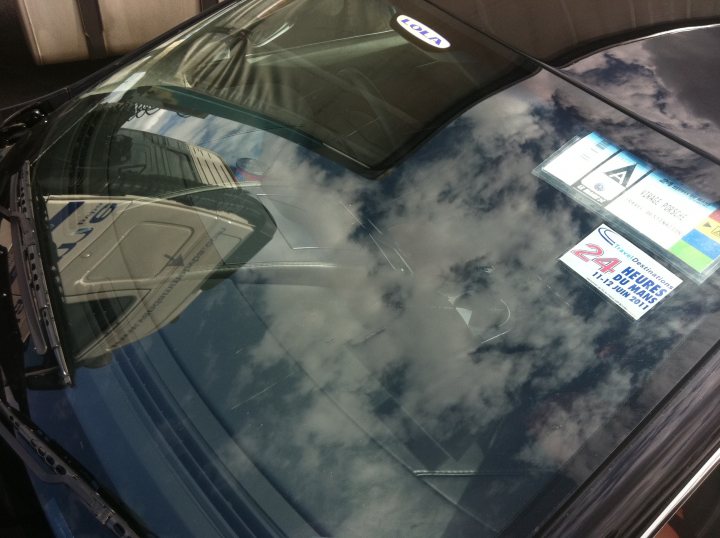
<box><xmin>22</xmin><ymin>0</ymin><xmax>720</xmax><ymax>536</ymax></box>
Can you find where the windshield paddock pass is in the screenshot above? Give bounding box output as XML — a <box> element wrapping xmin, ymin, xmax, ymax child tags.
<box><xmin>535</xmin><ymin>132</ymin><xmax>720</xmax><ymax>282</ymax></box>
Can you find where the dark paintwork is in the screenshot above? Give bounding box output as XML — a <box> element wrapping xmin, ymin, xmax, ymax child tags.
<box><xmin>563</xmin><ymin>25</ymin><xmax>720</xmax><ymax>164</ymax></box>
<box><xmin>427</xmin><ymin>0</ymin><xmax>720</xmax><ymax>65</ymax></box>
<box><xmin>427</xmin><ymin>2</ymin><xmax>720</xmax><ymax>170</ymax></box>
<box><xmin>4</xmin><ymin>1</ymin><xmax>720</xmax><ymax>537</ymax></box>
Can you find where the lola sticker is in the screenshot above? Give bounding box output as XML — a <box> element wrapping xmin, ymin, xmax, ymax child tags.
<box><xmin>560</xmin><ymin>225</ymin><xmax>682</xmax><ymax>319</ymax></box>
<box><xmin>395</xmin><ymin>15</ymin><xmax>451</xmax><ymax>49</ymax></box>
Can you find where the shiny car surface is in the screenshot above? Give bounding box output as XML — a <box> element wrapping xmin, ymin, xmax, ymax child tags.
<box><xmin>3</xmin><ymin>1</ymin><xmax>720</xmax><ymax>537</ymax></box>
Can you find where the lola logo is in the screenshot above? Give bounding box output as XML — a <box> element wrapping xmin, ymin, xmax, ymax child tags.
<box><xmin>396</xmin><ymin>15</ymin><xmax>451</xmax><ymax>49</ymax></box>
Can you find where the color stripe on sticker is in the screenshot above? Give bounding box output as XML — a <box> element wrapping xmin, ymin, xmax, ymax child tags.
<box><xmin>669</xmin><ymin>240</ymin><xmax>714</xmax><ymax>272</ymax></box>
<box><xmin>709</xmin><ymin>209</ymin><xmax>720</xmax><ymax>222</ymax></box>
<box><xmin>681</xmin><ymin>229</ymin><xmax>720</xmax><ymax>259</ymax></box>
<box><xmin>695</xmin><ymin>217</ymin><xmax>720</xmax><ymax>243</ymax></box>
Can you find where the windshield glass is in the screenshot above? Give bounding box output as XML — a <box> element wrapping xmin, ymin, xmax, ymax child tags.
<box><xmin>23</xmin><ymin>0</ymin><xmax>720</xmax><ymax>536</ymax></box>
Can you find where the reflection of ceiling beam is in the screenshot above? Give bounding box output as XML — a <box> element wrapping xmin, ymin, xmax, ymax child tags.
<box><xmin>429</xmin><ymin>0</ymin><xmax>720</xmax><ymax>64</ymax></box>
<box><xmin>76</xmin><ymin>0</ymin><xmax>107</xmax><ymax>60</ymax></box>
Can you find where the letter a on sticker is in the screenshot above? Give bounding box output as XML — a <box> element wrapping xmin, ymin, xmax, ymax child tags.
<box><xmin>605</xmin><ymin>164</ymin><xmax>636</xmax><ymax>187</ymax></box>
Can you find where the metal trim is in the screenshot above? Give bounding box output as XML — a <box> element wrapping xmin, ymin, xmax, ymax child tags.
<box><xmin>640</xmin><ymin>445</ymin><xmax>720</xmax><ymax>538</ymax></box>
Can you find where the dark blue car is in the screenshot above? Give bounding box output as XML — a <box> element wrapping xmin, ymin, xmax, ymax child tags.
<box><xmin>3</xmin><ymin>1</ymin><xmax>720</xmax><ymax>536</ymax></box>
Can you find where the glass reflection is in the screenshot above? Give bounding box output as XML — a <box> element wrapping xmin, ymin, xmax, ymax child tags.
<box><xmin>32</xmin><ymin>102</ymin><xmax>278</xmax><ymax>368</ymax></box>
<box><xmin>564</xmin><ymin>24</ymin><xmax>720</xmax><ymax>162</ymax></box>
<box><xmin>23</xmin><ymin>1</ymin><xmax>720</xmax><ymax>537</ymax></box>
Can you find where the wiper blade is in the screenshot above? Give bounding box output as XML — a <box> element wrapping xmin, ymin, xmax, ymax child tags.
<box><xmin>0</xmin><ymin>394</ymin><xmax>143</xmax><ymax>538</ymax></box>
<box><xmin>0</xmin><ymin>161</ymin><xmax>71</xmax><ymax>385</ymax></box>
<box><xmin>0</xmin><ymin>173</ymin><xmax>144</xmax><ymax>536</ymax></box>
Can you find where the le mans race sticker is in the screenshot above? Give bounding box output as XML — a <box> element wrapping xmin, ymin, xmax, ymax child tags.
<box><xmin>535</xmin><ymin>132</ymin><xmax>720</xmax><ymax>282</ymax></box>
<box><xmin>560</xmin><ymin>225</ymin><xmax>682</xmax><ymax>320</ymax></box>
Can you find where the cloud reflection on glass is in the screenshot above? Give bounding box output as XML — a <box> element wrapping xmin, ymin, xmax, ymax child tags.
<box><xmin>58</xmin><ymin>69</ymin><xmax>720</xmax><ymax>536</ymax></box>
<box><xmin>29</xmin><ymin>7</ymin><xmax>720</xmax><ymax>534</ymax></box>
<box><xmin>565</xmin><ymin>25</ymin><xmax>720</xmax><ymax>167</ymax></box>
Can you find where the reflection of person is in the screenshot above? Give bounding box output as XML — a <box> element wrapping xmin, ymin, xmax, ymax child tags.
<box><xmin>232</xmin><ymin>157</ymin><xmax>269</xmax><ymax>182</ymax></box>
<box><xmin>656</xmin><ymin>509</ymin><xmax>684</xmax><ymax>538</ymax></box>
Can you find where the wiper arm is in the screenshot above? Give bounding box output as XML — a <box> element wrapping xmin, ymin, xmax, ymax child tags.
<box><xmin>0</xmin><ymin>161</ymin><xmax>71</xmax><ymax>385</ymax></box>
<box><xmin>0</xmin><ymin>179</ymin><xmax>144</xmax><ymax>536</ymax></box>
<box><xmin>0</xmin><ymin>394</ymin><xmax>143</xmax><ymax>538</ymax></box>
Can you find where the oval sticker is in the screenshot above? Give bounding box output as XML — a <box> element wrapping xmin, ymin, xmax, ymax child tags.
<box><xmin>395</xmin><ymin>15</ymin><xmax>451</xmax><ymax>49</ymax></box>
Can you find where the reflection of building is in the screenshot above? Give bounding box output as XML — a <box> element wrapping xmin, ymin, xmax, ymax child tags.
<box><xmin>436</xmin><ymin>0</ymin><xmax>720</xmax><ymax>62</ymax></box>
<box><xmin>115</xmin><ymin>128</ymin><xmax>240</xmax><ymax>189</ymax></box>
<box><xmin>46</xmin><ymin>139</ymin><xmax>275</xmax><ymax>364</ymax></box>
<box><xmin>33</xmin><ymin>0</ymin><xmax>720</xmax><ymax>366</ymax></box>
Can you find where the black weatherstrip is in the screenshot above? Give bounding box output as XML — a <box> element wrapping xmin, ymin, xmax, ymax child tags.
<box><xmin>199</xmin><ymin>0</ymin><xmax>220</xmax><ymax>11</ymax></box>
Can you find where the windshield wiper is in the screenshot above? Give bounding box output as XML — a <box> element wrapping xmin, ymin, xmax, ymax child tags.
<box><xmin>0</xmin><ymin>186</ymin><xmax>144</xmax><ymax>536</ymax></box>
<box><xmin>0</xmin><ymin>391</ymin><xmax>144</xmax><ymax>538</ymax></box>
<box><xmin>0</xmin><ymin>161</ymin><xmax>71</xmax><ymax>385</ymax></box>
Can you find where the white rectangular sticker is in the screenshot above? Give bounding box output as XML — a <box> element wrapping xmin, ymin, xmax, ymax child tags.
<box><xmin>560</xmin><ymin>225</ymin><xmax>682</xmax><ymax>319</ymax></box>
<box><xmin>540</xmin><ymin>132</ymin><xmax>618</xmax><ymax>186</ymax></box>
<box><xmin>606</xmin><ymin>172</ymin><xmax>720</xmax><ymax>266</ymax></box>
<box><xmin>577</xmin><ymin>151</ymin><xmax>652</xmax><ymax>203</ymax></box>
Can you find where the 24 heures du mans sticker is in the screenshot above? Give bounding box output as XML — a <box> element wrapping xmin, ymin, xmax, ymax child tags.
<box><xmin>561</xmin><ymin>225</ymin><xmax>682</xmax><ymax>319</ymax></box>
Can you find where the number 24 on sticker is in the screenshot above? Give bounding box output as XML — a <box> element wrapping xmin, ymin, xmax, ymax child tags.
<box><xmin>571</xmin><ymin>244</ymin><xmax>621</xmax><ymax>273</ymax></box>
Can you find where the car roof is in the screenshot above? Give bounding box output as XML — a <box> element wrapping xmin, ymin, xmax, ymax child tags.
<box><xmin>426</xmin><ymin>0</ymin><xmax>720</xmax><ymax>65</ymax></box>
